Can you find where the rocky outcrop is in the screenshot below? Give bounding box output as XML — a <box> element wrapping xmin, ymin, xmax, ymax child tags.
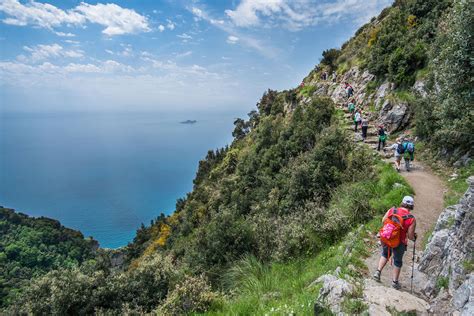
<box><xmin>312</xmin><ymin>272</ymin><xmax>356</xmax><ymax>314</ymax></box>
<box><xmin>363</xmin><ymin>279</ymin><xmax>430</xmax><ymax>315</ymax></box>
<box><xmin>419</xmin><ymin>176</ymin><xmax>474</xmax><ymax>315</ymax></box>
<box><xmin>378</xmin><ymin>98</ymin><xmax>411</xmax><ymax>132</ymax></box>
<box><xmin>307</xmin><ymin>66</ymin><xmax>411</xmax><ymax>133</ymax></box>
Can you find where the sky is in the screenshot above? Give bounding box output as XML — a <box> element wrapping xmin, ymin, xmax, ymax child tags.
<box><xmin>0</xmin><ymin>0</ymin><xmax>393</xmax><ymax>115</ymax></box>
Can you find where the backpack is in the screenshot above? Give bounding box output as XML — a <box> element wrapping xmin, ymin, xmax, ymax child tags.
<box><xmin>379</xmin><ymin>208</ymin><xmax>414</xmax><ymax>249</ymax></box>
<box><xmin>397</xmin><ymin>143</ymin><xmax>405</xmax><ymax>154</ymax></box>
<box><xmin>405</xmin><ymin>142</ymin><xmax>415</xmax><ymax>154</ymax></box>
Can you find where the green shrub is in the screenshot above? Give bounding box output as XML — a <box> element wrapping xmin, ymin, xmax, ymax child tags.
<box><xmin>157</xmin><ymin>275</ymin><xmax>221</xmax><ymax>315</ymax></box>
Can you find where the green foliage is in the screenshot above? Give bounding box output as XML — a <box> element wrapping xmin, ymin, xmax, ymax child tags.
<box><xmin>298</xmin><ymin>84</ymin><xmax>315</xmax><ymax>97</ymax></box>
<box><xmin>10</xmin><ymin>253</ymin><xmax>179</xmax><ymax>314</ymax></box>
<box><xmin>414</xmin><ymin>0</ymin><xmax>473</xmax><ymax>160</ymax></box>
<box><xmin>320</xmin><ymin>48</ymin><xmax>341</xmax><ymax>71</ymax></box>
<box><xmin>388</xmin><ymin>41</ymin><xmax>427</xmax><ymax>86</ymax></box>
<box><xmin>436</xmin><ymin>276</ymin><xmax>449</xmax><ymax>291</ymax></box>
<box><xmin>157</xmin><ymin>275</ymin><xmax>221</xmax><ymax>315</ymax></box>
<box><xmin>0</xmin><ymin>207</ymin><xmax>97</xmax><ymax>307</ymax></box>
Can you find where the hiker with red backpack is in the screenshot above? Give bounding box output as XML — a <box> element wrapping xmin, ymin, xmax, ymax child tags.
<box><xmin>373</xmin><ymin>196</ymin><xmax>417</xmax><ymax>290</ymax></box>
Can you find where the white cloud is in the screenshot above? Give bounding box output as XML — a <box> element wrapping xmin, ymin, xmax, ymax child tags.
<box><xmin>75</xmin><ymin>2</ymin><xmax>150</xmax><ymax>35</ymax></box>
<box><xmin>225</xmin><ymin>0</ymin><xmax>393</xmax><ymax>30</ymax></box>
<box><xmin>226</xmin><ymin>35</ymin><xmax>239</xmax><ymax>44</ymax></box>
<box><xmin>19</xmin><ymin>43</ymin><xmax>84</xmax><ymax>63</ymax></box>
<box><xmin>176</xmin><ymin>51</ymin><xmax>192</xmax><ymax>58</ymax></box>
<box><xmin>189</xmin><ymin>6</ymin><xmax>278</xmax><ymax>58</ymax></box>
<box><xmin>55</xmin><ymin>31</ymin><xmax>76</xmax><ymax>37</ymax></box>
<box><xmin>0</xmin><ymin>0</ymin><xmax>150</xmax><ymax>36</ymax></box>
<box><xmin>64</xmin><ymin>39</ymin><xmax>80</xmax><ymax>45</ymax></box>
<box><xmin>166</xmin><ymin>19</ymin><xmax>175</xmax><ymax>30</ymax></box>
<box><xmin>177</xmin><ymin>33</ymin><xmax>192</xmax><ymax>39</ymax></box>
<box><xmin>158</xmin><ymin>24</ymin><xmax>165</xmax><ymax>32</ymax></box>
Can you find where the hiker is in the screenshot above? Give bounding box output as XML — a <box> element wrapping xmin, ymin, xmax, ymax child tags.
<box><xmin>373</xmin><ymin>196</ymin><xmax>417</xmax><ymax>290</ymax></box>
<box><xmin>361</xmin><ymin>116</ymin><xmax>369</xmax><ymax>141</ymax></box>
<box><xmin>345</xmin><ymin>82</ymin><xmax>354</xmax><ymax>98</ymax></box>
<box><xmin>348</xmin><ymin>99</ymin><xmax>356</xmax><ymax>114</ymax></box>
<box><xmin>403</xmin><ymin>139</ymin><xmax>415</xmax><ymax>172</ymax></box>
<box><xmin>354</xmin><ymin>110</ymin><xmax>361</xmax><ymax>132</ymax></box>
<box><xmin>331</xmin><ymin>72</ymin><xmax>337</xmax><ymax>82</ymax></box>
<box><xmin>377</xmin><ymin>125</ymin><xmax>387</xmax><ymax>151</ymax></box>
<box><xmin>386</xmin><ymin>137</ymin><xmax>404</xmax><ymax>172</ymax></box>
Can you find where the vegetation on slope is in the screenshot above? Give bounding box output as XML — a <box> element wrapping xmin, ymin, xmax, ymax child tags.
<box><xmin>0</xmin><ymin>207</ymin><xmax>97</xmax><ymax>307</ymax></box>
<box><xmin>2</xmin><ymin>0</ymin><xmax>470</xmax><ymax>314</ymax></box>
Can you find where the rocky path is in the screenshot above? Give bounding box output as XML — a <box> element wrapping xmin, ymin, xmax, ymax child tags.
<box><xmin>335</xmin><ymin>89</ymin><xmax>447</xmax><ymax>314</ymax></box>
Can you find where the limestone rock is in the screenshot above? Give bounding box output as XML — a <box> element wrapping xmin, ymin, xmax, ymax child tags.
<box><xmin>363</xmin><ymin>279</ymin><xmax>430</xmax><ymax>315</ymax></box>
<box><xmin>315</xmin><ymin>274</ymin><xmax>355</xmax><ymax>314</ymax></box>
<box><xmin>378</xmin><ymin>99</ymin><xmax>411</xmax><ymax>132</ymax></box>
<box><xmin>413</xmin><ymin>80</ymin><xmax>428</xmax><ymax>98</ymax></box>
<box><xmin>419</xmin><ymin>176</ymin><xmax>474</xmax><ymax>313</ymax></box>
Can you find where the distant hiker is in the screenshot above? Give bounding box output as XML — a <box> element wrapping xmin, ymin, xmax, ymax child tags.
<box><xmin>373</xmin><ymin>196</ymin><xmax>417</xmax><ymax>290</ymax></box>
<box><xmin>361</xmin><ymin>116</ymin><xmax>369</xmax><ymax>140</ymax></box>
<box><xmin>354</xmin><ymin>110</ymin><xmax>361</xmax><ymax>132</ymax></box>
<box><xmin>299</xmin><ymin>82</ymin><xmax>305</xmax><ymax>89</ymax></box>
<box><xmin>386</xmin><ymin>137</ymin><xmax>404</xmax><ymax>172</ymax></box>
<box><xmin>322</xmin><ymin>71</ymin><xmax>328</xmax><ymax>80</ymax></box>
<box><xmin>377</xmin><ymin>125</ymin><xmax>387</xmax><ymax>151</ymax></box>
<box><xmin>403</xmin><ymin>139</ymin><xmax>415</xmax><ymax>172</ymax></box>
<box><xmin>345</xmin><ymin>82</ymin><xmax>354</xmax><ymax>98</ymax></box>
<box><xmin>348</xmin><ymin>100</ymin><xmax>356</xmax><ymax>114</ymax></box>
<box><xmin>331</xmin><ymin>72</ymin><xmax>337</xmax><ymax>82</ymax></box>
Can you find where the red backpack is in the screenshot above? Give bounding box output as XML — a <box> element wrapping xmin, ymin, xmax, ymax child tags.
<box><xmin>379</xmin><ymin>208</ymin><xmax>414</xmax><ymax>249</ymax></box>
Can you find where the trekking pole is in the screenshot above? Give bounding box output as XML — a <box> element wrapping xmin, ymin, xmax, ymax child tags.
<box><xmin>410</xmin><ymin>237</ymin><xmax>416</xmax><ymax>294</ymax></box>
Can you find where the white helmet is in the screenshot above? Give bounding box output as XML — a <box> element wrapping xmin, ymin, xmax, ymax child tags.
<box><xmin>402</xmin><ymin>196</ymin><xmax>414</xmax><ymax>207</ymax></box>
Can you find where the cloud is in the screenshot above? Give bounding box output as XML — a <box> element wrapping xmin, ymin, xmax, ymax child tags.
<box><xmin>226</xmin><ymin>35</ymin><xmax>239</xmax><ymax>44</ymax></box>
<box><xmin>225</xmin><ymin>0</ymin><xmax>393</xmax><ymax>30</ymax></box>
<box><xmin>55</xmin><ymin>31</ymin><xmax>76</xmax><ymax>37</ymax></box>
<box><xmin>176</xmin><ymin>51</ymin><xmax>192</xmax><ymax>58</ymax></box>
<box><xmin>158</xmin><ymin>24</ymin><xmax>165</xmax><ymax>32</ymax></box>
<box><xmin>166</xmin><ymin>19</ymin><xmax>175</xmax><ymax>30</ymax></box>
<box><xmin>177</xmin><ymin>33</ymin><xmax>192</xmax><ymax>39</ymax></box>
<box><xmin>189</xmin><ymin>6</ymin><xmax>278</xmax><ymax>58</ymax></box>
<box><xmin>18</xmin><ymin>43</ymin><xmax>84</xmax><ymax>63</ymax></box>
<box><xmin>0</xmin><ymin>0</ymin><xmax>150</xmax><ymax>36</ymax></box>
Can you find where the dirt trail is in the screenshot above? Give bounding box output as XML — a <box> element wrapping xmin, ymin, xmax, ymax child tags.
<box><xmin>333</xmin><ymin>91</ymin><xmax>447</xmax><ymax>313</ymax></box>
<box><xmin>365</xmin><ymin>159</ymin><xmax>446</xmax><ymax>294</ymax></box>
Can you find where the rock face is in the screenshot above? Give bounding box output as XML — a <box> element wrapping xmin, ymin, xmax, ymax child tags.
<box><xmin>378</xmin><ymin>99</ymin><xmax>411</xmax><ymax>132</ymax></box>
<box><xmin>419</xmin><ymin>176</ymin><xmax>474</xmax><ymax>315</ymax></box>
<box><xmin>313</xmin><ymin>273</ymin><xmax>355</xmax><ymax>314</ymax></box>
<box><xmin>308</xmin><ymin>66</ymin><xmax>411</xmax><ymax>133</ymax></box>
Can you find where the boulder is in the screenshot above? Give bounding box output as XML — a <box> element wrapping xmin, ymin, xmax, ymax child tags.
<box><xmin>314</xmin><ymin>274</ymin><xmax>355</xmax><ymax>314</ymax></box>
<box><xmin>378</xmin><ymin>99</ymin><xmax>411</xmax><ymax>132</ymax></box>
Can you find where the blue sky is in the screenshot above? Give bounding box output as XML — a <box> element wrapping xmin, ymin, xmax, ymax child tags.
<box><xmin>0</xmin><ymin>0</ymin><xmax>392</xmax><ymax>114</ymax></box>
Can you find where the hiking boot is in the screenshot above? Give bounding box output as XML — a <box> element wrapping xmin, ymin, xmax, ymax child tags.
<box><xmin>392</xmin><ymin>280</ymin><xmax>401</xmax><ymax>290</ymax></box>
<box><xmin>372</xmin><ymin>270</ymin><xmax>381</xmax><ymax>282</ymax></box>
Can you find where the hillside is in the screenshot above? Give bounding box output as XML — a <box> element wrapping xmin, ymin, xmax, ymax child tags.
<box><xmin>0</xmin><ymin>207</ymin><xmax>98</xmax><ymax>307</ymax></box>
<box><xmin>2</xmin><ymin>0</ymin><xmax>472</xmax><ymax>314</ymax></box>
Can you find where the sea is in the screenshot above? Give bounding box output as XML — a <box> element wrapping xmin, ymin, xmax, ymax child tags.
<box><xmin>0</xmin><ymin>111</ymin><xmax>237</xmax><ymax>248</ymax></box>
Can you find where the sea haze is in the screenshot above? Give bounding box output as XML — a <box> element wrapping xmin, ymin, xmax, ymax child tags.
<box><xmin>0</xmin><ymin>111</ymin><xmax>236</xmax><ymax>248</ymax></box>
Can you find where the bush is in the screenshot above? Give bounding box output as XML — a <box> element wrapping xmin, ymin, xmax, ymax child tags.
<box><xmin>157</xmin><ymin>275</ymin><xmax>220</xmax><ymax>315</ymax></box>
<box><xmin>320</xmin><ymin>48</ymin><xmax>341</xmax><ymax>71</ymax></box>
